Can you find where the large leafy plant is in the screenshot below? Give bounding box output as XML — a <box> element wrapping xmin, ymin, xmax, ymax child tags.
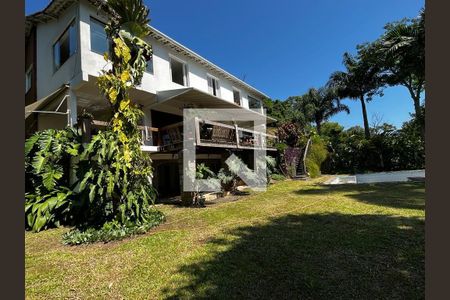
<box><xmin>25</xmin><ymin>128</ymin><xmax>81</xmax><ymax>232</ymax></box>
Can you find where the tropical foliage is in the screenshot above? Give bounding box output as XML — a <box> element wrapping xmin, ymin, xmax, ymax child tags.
<box><xmin>295</xmin><ymin>87</ymin><xmax>350</xmax><ymax>135</ymax></box>
<box><xmin>25</xmin><ymin>0</ymin><xmax>163</xmax><ymax>240</ymax></box>
<box><xmin>25</xmin><ymin>128</ymin><xmax>81</xmax><ymax>232</ymax></box>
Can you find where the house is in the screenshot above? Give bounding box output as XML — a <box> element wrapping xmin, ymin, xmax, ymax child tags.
<box><xmin>25</xmin><ymin>0</ymin><xmax>277</xmax><ymax>199</ymax></box>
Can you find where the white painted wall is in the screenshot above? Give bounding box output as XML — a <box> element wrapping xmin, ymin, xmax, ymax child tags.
<box><xmin>35</xmin><ymin>0</ymin><xmax>264</xmax><ymax>112</ymax></box>
<box><xmin>35</xmin><ymin>2</ymin><xmax>83</xmax><ymax>99</ymax></box>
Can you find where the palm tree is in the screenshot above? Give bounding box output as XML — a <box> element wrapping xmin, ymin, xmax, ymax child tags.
<box><xmin>297</xmin><ymin>87</ymin><xmax>350</xmax><ymax>135</ymax></box>
<box><xmin>328</xmin><ymin>52</ymin><xmax>384</xmax><ymax>139</ymax></box>
<box><xmin>378</xmin><ymin>8</ymin><xmax>425</xmax><ymax>122</ymax></box>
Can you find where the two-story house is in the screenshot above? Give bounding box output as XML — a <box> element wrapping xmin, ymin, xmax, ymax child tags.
<box><xmin>25</xmin><ymin>0</ymin><xmax>277</xmax><ymax>198</ymax></box>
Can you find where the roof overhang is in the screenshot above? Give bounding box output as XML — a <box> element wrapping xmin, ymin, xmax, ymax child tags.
<box><xmin>150</xmin><ymin>88</ymin><xmax>276</xmax><ymax>123</ymax></box>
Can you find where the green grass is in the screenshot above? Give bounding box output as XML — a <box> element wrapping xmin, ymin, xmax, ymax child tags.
<box><xmin>26</xmin><ymin>178</ymin><xmax>425</xmax><ymax>299</ymax></box>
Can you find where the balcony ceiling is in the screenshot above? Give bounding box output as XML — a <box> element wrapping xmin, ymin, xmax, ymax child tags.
<box><xmin>151</xmin><ymin>88</ymin><xmax>276</xmax><ymax>123</ymax></box>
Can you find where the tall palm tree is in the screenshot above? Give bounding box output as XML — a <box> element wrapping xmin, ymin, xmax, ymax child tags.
<box><xmin>298</xmin><ymin>87</ymin><xmax>350</xmax><ymax>135</ymax></box>
<box><xmin>378</xmin><ymin>8</ymin><xmax>425</xmax><ymax>122</ymax></box>
<box><xmin>328</xmin><ymin>52</ymin><xmax>384</xmax><ymax>139</ymax></box>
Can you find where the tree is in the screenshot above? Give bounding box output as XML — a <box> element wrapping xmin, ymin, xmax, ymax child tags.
<box><xmin>378</xmin><ymin>9</ymin><xmax>425</xmax><ymax>124</ymax></box>
<box><xmin>297</xmin><ymin>87</ymin><xmax>350</xmax><ymax>135</ymax></box>
<box><xmin>328</xmin><ymin>52</ymin><xmax>384</xmax><ymax>139</ymax></box>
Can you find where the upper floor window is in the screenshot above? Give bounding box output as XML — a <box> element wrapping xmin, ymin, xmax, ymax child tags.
<box><xmin>146</xmin><ymin>58</ymin><xmax>154</xmax><ymax>74</ymax></box>
<box><xmin>90</xmin><ymin>17</ymin><xmax>109</xmax><ymax>55</ymax></box>
<box><xmin>248</xmin><ymin>96</ymin><xmax>262</xmax><ymax>111</ymax></box>
<box><xmin>207</xmin><ymin>75</ymin><xmax>220</xmax><ymax>97</ymax></box>
<box><xmin>25</xmin><ymin>65</ymin><xmax>32</xmax><ymax>94</ymax></box>
<box><xmin>170</xmin><ymin>57</ymin><xmax>188</xmax><ymax>86</ymax></box>
<box><xmin>233</xmin><ymin>88</ymin><xmax>241</xmax><ymax>105</ymax></box>
<box><xmin>53</xmin><ymin>20</ymin><xmax>77</xmax><ymax>71</ymax></box>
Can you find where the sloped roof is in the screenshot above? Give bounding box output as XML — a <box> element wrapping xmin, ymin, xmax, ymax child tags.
<box><xmin>25</xmin><ymin>0</ymin><xmax>269</xmax><ymax>100</ymax></box>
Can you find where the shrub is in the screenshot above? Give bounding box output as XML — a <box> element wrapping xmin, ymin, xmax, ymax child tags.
<box><xmin>305</xmin><ymin>136</ymin><xmax>328</xmax><ymax>178</ymax></box>
<box><xmin>271</xmin><ymin>173</ymin><xmax>286</xmax><ymax>181</ymax></box>
<box><xmin>62</xmin><ymin>210</ymin><xmax>165</xmax><ymax>245</ymax></box>
<box><xmin>25</xmin><ymin>128</ymin><xmax>81</xmax><ymax>232</ymax></box>
<box><xmin>276</xmin><ymin>123</ymin><xmax>302</xmax><ymax>147</ymax></box>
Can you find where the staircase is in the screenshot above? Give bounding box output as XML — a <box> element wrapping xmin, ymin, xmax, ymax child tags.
<box><xmin>292</xmin><ymin>138</ymin><xmax>312</xmax><ymax>181</ymax></box>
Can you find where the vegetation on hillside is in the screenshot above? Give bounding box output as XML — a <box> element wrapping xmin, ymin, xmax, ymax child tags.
<box><xmin>265</xmin><ymin>8</ymin><xmax>425</xmax><ymax>175</ymax></box>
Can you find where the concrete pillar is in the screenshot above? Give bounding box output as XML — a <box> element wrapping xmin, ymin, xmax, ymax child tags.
<box><xmin>68</xmin><ymin>89</ymin><xmax>78</xmax><ymax>127</ymax></box>
<box><xmin>178</xmin><ymin>150</ymin><xmax>194</xmax><ymax>205</ymax></box>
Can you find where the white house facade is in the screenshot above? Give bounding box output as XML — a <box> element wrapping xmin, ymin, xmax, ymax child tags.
<box><xmin>25</xmin><ymin>0</ymin><xmax>276</xmax><ymax>198</ymax></box>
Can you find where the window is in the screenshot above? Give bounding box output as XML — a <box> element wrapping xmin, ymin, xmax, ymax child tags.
<box><xmin>248</xmin><ymin>96</ymin><xmax>262</xmax><ymax>111</ymax></box>
<box><xmin>90</xmin><ymin>17</ymin><xmax>109</xmax><ymax>55</ymax></box>
<box><xmin>207</xmin><ymin>75</ymin><xmax>220</xmax><ymax>97</ymax></box>
<box><xmin>233</xmin><ymin>88</ymin><xmax>241</xmax><ymax>105</ymax></box>
<box><xmin>53</xmin><ymin>21</ymin><xmax>77</xmax><ymax>71</ymax></box>
<box><xmin>25</xmin><ymin>65</ymin><xmax>32</xmax><ymax>94</ymax></box>
<box><xmin>146</xmin><ymin>57</ymin><xmax>154</xmax><ymax>74</ymax></box>
<box><xmin>170</xmin><ymin>57</ymin><xmax>188</xmax><ymax>86</ymax></box>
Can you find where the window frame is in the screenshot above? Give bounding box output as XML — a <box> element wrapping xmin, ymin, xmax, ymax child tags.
<box><xmin>89</xmin><ymin>16</ymin><xmax>109</xmax><ymax>55</ymax></box>
<box><xmin>232</xmin><ymin>87</ymin><xmax>241</xmax><ymax>105</ymax></box>
<box><xmin>53</xmin><ymin>19</ymin><xmax>77</xmax><ymax>72</ymax></box>
<box><xmin>25</xmin><ymin>64</ymin><xmax>33</xmax><ymax>94</ymax></box>
<box><xmin>207</xmin><ymin>74</ymin><xmax>221</xmax><ymax>97</ymax></box>
<box><xmin>248</xmin><ymin>95</ymin><xmax>262</xmax><ymax>111</ymax></box>
<box><xmin>169</xmin><ymin>55</ymin><xmax>189</xmax><ymax>86</ymax></box>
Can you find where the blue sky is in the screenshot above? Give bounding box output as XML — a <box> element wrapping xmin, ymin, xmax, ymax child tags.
<box><xmin>26</xmin><ymin>0</ymin><xmax>424</xmax><ymax>128</ymax></box>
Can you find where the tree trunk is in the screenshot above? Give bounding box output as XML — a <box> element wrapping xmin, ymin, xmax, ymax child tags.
<box><xmin>315</xmin><ymin>120</ymin><xmax>322</xmax><ymax>135</ymax></box>
<box><xmin>359</xmin><ymin>95</ymin><xmax>370</xmax><ymax>139</ymax></box>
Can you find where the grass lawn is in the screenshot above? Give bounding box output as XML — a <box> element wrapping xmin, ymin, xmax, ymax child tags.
<box><xmin>26</xmin><ymin>178</ymin><xmax>425</xmax><ymax>299</ymax></box>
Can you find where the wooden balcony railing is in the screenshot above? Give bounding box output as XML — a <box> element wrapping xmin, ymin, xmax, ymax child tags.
<box><xmin>91</xmin><ymin>119</ymin><xmax>277</xmax><ymax>152</ymax></box>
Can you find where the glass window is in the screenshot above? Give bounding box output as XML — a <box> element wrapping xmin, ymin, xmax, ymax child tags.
<box><xmin>207</xmin><ymin>75</ymin><xmax>220</xmax><ymax>97</ymax></box>
<box><xmin>146</xmin><ymin>57</ymin><xmax>154</xmax><ymax>74</ymax></box>
<box><xmin>53</xmin><ymin>21</ymin><xmax>77</xmax><ymax>71</ymax></box>
<box><xmin>233</xmin><ymin>89</ymin><xmax>241</xmax><ymax>105</ymax></box>
<box><xmin>25</xmin><ymin>65</ymin><xmax>32</xmax><ymax>93</ymax></box>
<box><xmin>249</xmin><ymin>96</ymin><xmax>262</xmax><ymax>111</ymax></box>
<box><xmin>170</xmin><ymin>58</ymin><xmax>187</xmax><ymax>86</ymax></box>
<box><xmin>90</xmin><ymin>17</ymin><xmax>109</xmax><ymax>55</ymax></box>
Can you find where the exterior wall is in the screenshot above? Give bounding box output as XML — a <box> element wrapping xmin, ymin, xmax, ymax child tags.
<box><xmin>77</xmin><ymin>0</ymin><xmax>264</xmax><ymax>110</ymax></box>
<box><xmin>25</xmin><ymin>27</ymin><xmax>37</xmax><ymax>106</ymax></box>
<box><xmin>33</xmin><ymin>0</ymin><xmax>265</xmax><ymax>114</ymax></box>
<box><xmin>35</xmin><ymin>2</ymin><xmax>83</xmax><ymax>99</ymax></box>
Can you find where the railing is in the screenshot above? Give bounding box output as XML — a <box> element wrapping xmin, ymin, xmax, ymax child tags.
<box><xmin>91</xmin><ymin>119</ymin><xmax>277</xmax><ymax>151</ymax></box>
<box><xmin>195</xmin><ymin>118</ymin><xmax>277</xmax><ymax>151</ymax></box>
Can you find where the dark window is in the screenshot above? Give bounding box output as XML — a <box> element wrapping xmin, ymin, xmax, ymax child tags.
<box><xmin>207</xmin><ymin>75</ymin><xmax>220</xmax><ymax>97</ymax></box>
<box><xmin>146</xmin><ymin>57</ymin><xmax>154</xmax><ymax>74</ymax></box>
<box><xmin>25</xmin><ymin>65</ymin><xmax>32</xmax><ymax>93</ymax></box>
<box><xmin>170</xmin><ymin>58</ymin><xmax>187</xmax><ymax>86</ymax></box>
<box><xmin>249</xmin><ymin>96</ymin><xmax>262</xmax><ymax>111</ymax></box>
<box><xmin>90</xmin><ymin>17</ymin><xmax>109</xmax><ymax>55</ymax></box>
<box><xmin>233</xmin><ymin>89</ymin><xmax>241</xmax><ymax>105</ymax></box>
<box><xmin>53</xmin><ymin>21</ymin><xmax>77</xmax><ymax>71</ymax></box>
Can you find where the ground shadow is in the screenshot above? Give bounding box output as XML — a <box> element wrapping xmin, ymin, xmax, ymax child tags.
<box><xmin>162</xmin><ymin>213</ymin><xmax>424</xmax><ymax>299</ymax></box>
<box><xmin>295</xmin><ymin>182</ymin><xmax>425</xmax><ymax>210</ymax></box>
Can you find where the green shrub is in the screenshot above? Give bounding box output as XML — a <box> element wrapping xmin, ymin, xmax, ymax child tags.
<box><xmin>306</xmin><ymin>136</ymin><xmax>328</xmax><ymax>178</ymax></box>
<box><xmin>271</xmin><ymin>173</ymin><xmax>286</xmax><ymax>181</ymax></box>
<box><xmin>25</xmin><ymin>128</ymin><xmax>81</xmax><ymax>232</ymax></box>
<box><xmin>62</xmin><ymin>210</ymin><xmax>165</xmax><ymax>245</ymax></box>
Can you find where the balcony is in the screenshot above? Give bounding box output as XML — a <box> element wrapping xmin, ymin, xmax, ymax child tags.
<box><xmin>142</xmin><ymin>119</ymin><xmax>277</xmax><ymax>152</ymax></box>
<box><xmin>91</xmin><ymin>118</ymin><xmax>277</xmax><ymax>152</ymax></box>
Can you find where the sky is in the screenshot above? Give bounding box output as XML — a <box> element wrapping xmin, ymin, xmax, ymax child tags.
<box><xmin>26</xmin><ymin>0</ymin><xmax>424</xmax><ymax>128</ymax></box>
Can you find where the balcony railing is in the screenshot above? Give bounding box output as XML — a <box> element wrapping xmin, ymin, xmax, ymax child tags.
<box><xmin>91</xmin><ymin>119</ymin><xmax>277</xmax><ymax>152</ymax></box>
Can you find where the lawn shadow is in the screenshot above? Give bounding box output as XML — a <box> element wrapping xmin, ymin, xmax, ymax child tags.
<box><xmin>162</xmin><ymin>213</ymin><xmax>424</xmax><ymax>299</ymax></box>
<box><xmin>295</xmin><ymin>182</ymin><xmax>425</xmax><ymax>210</ymax></box>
